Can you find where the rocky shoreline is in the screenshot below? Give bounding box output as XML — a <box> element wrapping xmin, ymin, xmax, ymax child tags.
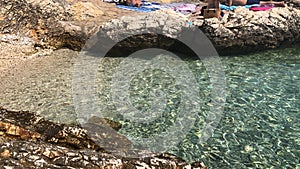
<box><xmin>0</xmin><ymin>0</ymin><xmax>299</xmax><ymax>168</ymax></box>
<box><xmin>0</xmin><ymin>107</ymin><xmax>207</xmax><ymax>168</ymax></box>
<box><xmin>1</xmin><ymin>0</ymin><xmax>299</xmax><ymax>56</ymax></box>
<box><xmin>199</xmin><ymin>6</ymin><xmax>300</xmax><ymax>55</ymax></box>
<box><xmin>0</xmin><ymin>0</ymin><xmax>300</xmax><ymax>55</ymax></box>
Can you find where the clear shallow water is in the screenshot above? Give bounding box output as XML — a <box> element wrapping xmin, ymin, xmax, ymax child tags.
<box><xmin>94</xmin><ymin>47</ymin><xmax>299</xmax><ymax>168</ymax></box>
<box><xmin>0</xmin><ymin>46</ymin><xmax>299</xmax><ymax>168</ymax></box>
<box><xmin>174</xmin><ymin>47</ymin><xmax>300</xmax><ymax>168</ymax></box>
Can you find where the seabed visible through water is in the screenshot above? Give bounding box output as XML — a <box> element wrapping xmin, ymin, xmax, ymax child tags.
<box><xmin>0</xmin><ymin>44</ymin><xmax>299</xmax><ymax>168</ymax></box>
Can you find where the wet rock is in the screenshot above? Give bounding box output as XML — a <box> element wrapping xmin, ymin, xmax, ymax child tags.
<box><xmin>88</xmin><ymin>116</ymin><xmax>122</xmax><ymax>131</ymax></box>
<box><xmin>0</xmin><ymin>107</ymin><xmax>98</xmax><ymax>150</ymax></box>
<box><xmin>0</xmin><ymin>122</ymin><xmax>41</xmax><ymax>140</ymax></box>
<box><xmin>0</xmin><ymin>107</ymin><xmax>207</xmax><ymax>168</ymax></box>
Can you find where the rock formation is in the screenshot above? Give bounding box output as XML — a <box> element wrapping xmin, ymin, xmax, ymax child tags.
<box><xmin>198</xmin><ymin>6</ymin><xmax>300</xmax><ymax>54</ymax></box>
<box><xmin>0</xmin><ymin>107</ymin><xmax>207</xmax><ymax>168</ymax></box>
<box><xmin>1</xmin><ymin>0</ymin><xmax>299</xmax><ymax>167</ymax></box>
<box><xmin>0</xmin><ymin>0</ymin><xmax>136</xmax><ymax>50</ymax></box>
<box><xmin>1</xmin><ymin>0</ymin><xmax>299</xmax><ymax>55</ymax></box>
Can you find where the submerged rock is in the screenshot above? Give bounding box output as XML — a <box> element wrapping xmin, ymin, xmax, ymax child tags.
<box><xmin>0</xmin><ymin>107</ymin><xmax>207</xmax><ymax>168</ymax></box>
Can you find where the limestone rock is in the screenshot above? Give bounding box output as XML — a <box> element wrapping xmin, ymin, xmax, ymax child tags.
<box><xmin>69</xmin><ymin>1</ymin><xmax>104</xmax><ymax>21</ymax></box>
<box><xmin>0</xmin><ymin>0</ymin><xmax>299</xmax><ymax>55</ymax></box>
<box><xmin>200</xmin><ymin>6</ymin><xmax>300</xmax><ymax>54</ymax></box>
<box><xmin>0</xmin><ymin>107</ymin><xmax>207</xmax><ymax>168</ymax></box>
<box><xmin>0</xmin><ymin>0</ymin><xmax>135</xmax><ymax>50</ymax></box>
<box><xmin>88</xmin><ymin>10</ymin><xmax>192</xmax><ymax>56</ymax></box>
<box><xmin>285</xmin><ymin>0</ymin><xmax>300</xmax><ymax>9</ymax></box>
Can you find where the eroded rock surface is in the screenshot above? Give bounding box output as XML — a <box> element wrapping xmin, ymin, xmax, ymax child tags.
<box><xmin>0</xmin><ymin>0</ymin><xmax>136</xmax><ymax>50</ymax></box>
<box><xmin>87</xmin><ymin>10</ymin><xmax>193</xmax><ymax>56</ymax></box>
<box><xmin>285</xmin><ymin>0</ymin><xmax>300</xmax><ymax>8</ymax></box>
<box><xmin>0</xmin><ymin>107</ymin><xmax>207</xmax><ymax>168</ymax></box>
<box><xmin>199</xmin><ymin>6</ymin><xmax>300</xmax><ymax>54</ymax></box>
<box><xmin>1</xmin><ymin>0</ymin><xmax>300</xmax><ymax>55</ymax></box>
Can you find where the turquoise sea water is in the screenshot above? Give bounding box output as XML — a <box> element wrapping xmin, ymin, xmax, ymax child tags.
<box><xmin>94</xmin><ymin>46</ymin><xmax>300</xmax><ymax>168</ymax></box>
<box><xmin>0</xmin><ymin>44</ymin><xmax>299</xmax><ymax>168</ymax></box>
<box><xmin>174</xmin><ymin>46</ymin><xmax>300</xmax><ymax>168</ymax></box>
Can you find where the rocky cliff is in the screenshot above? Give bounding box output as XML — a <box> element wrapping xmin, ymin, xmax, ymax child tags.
<box><xmin>1</xmin><ymin>0</ymin><xmax>299</xmax><ymax>55</ymax></box>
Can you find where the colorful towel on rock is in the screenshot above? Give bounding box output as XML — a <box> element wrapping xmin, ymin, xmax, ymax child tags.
<box><xmin>220</xmin><ymin>4</ymin><xmax>259</xmax><ymax>10</ymax></box>
<box><xmin>103</xmin><ymin>0</ymin><xmax>119</xmax><ymax>2</ymax></box>
<box><xmin>162</xmin><ymin>3</ymin><xmax>198</xmax><ymax>14</ymax></box>
<box><xmin>116</xmin><ymin>1</ymin><xmax>198</xmax><ymax>14</ymax></box>
<box><xmin>116</xmin><ymin>1</ymin><xmax>161</xmax><ymax>12</ymax></box>
<box><xmin>249</xmin><ymin>4</ymin><xmax>275</xmax><ymax>11</ymax></box>
<box><xmin>220</xmin><ymin>4</ymin><xmax>275</xmax><ymax>11</ymax></box>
